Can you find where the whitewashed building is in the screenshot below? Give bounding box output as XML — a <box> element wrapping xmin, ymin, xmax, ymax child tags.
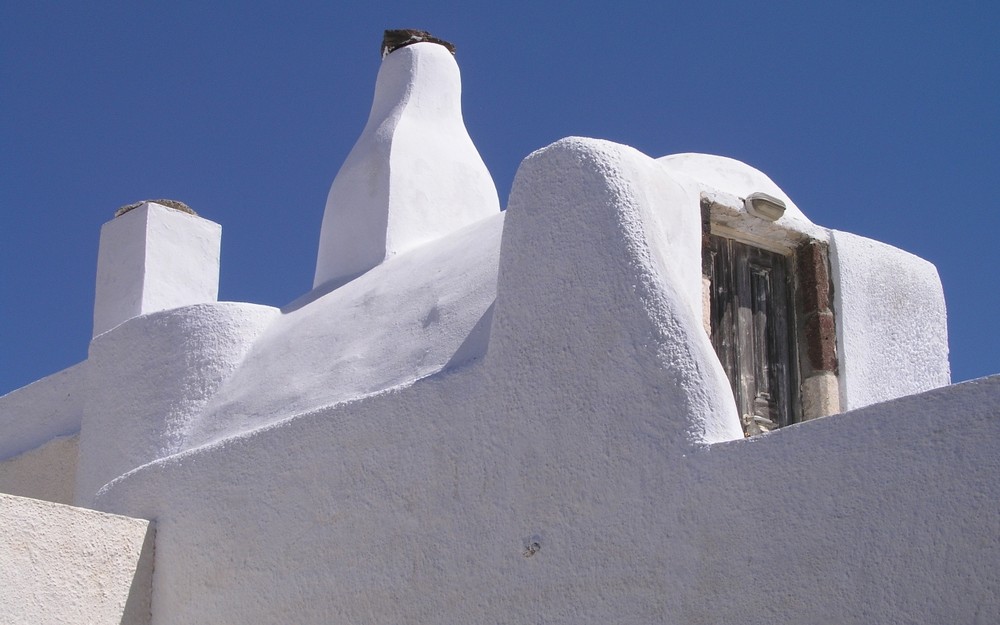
<box><xmin>2</xmin><ymin>31</ymin><xmax>996</xmax><ymax>624</ymax></box>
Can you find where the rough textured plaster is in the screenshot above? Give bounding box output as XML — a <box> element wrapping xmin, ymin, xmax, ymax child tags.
<box><xmin>314</xmin><ymin>42</ymin><xmax>500</xmax><ymax>288</ymax></box>
<box><xmin>0</xmin><ymin>493</ymin><xmax>154</xmax><ymax>625</ymax></box>
<box><xmin>96</xmin><ymin>370</ymin><xmax>999</xmax><ymax>624</ymax></box>
<box><xmin>186</xmin><ymin>213</ymin><xmax>502</xmax><ymax>450</ymax></box>
<box><xmin>75</xmin><ymin>302</ymin><xmax>279</xmax><ymax>505</ymax></box>
<box><xmin>681</xmin><ymin>376</ymin><xmax>1000</xmax><ymax>625</ymax></box>
<box><xmin>0</xmin><ymin>360</ymin><xmax>85</xmax><ymax>460</ymax></box>
<box><xmin>0</xmin><ymin>129</ymin><xmax>979</xmax><ymax>624</ymax></box>
<box><xmin>0</xmin><ymin>131</ymin><xmax>971</xmax><ymax>624</ymax></box>
<box><xmin>0</xmin><ymin>434</ymin><xmax>77</xmax><ymax>504</ymax></box>
<box><xmin>659</xmin><ymin>152</ymin><xmax>828</xmax><ymax>244</ymax></box>
<box><xmin>0</xmin><ymin>30</ymin><xmax>972</xmax><ymax>623</ymax></box>
<box><xmin>491</xmin><ymin>138</ymin><xmax>741</xmax><ymax>445</ymax></box>
<box><xmin>831</xmin><ymin>230</ymin><xmax>950</xmax><ymax>410</ymax></box>
<box><xmin>92</xmin><ymin>137</ymin><xmax>746</xmax><ymax>623</ymax></box>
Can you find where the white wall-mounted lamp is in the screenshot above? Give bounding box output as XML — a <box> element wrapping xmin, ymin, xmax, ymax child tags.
<box><xmin>744</xmin><ymin>192</ymin><xmax>786</xmax><ymax>222</ymax></box>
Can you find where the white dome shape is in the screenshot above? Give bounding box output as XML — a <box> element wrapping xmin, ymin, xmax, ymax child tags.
<box><xmin>658</xmin><ymin>152</ymin><xmax>814</xmax><ymax>231</ymax></box>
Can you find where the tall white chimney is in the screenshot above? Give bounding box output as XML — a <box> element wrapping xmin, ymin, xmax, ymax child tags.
<box><xmin>92</xmin><ymin>200</ymin><xmax>221</xmax><ymax>337</ymax></box>
<box><xmin>314</xmin><ymin>30</ymin><xmax>500</xmax><ymax>289</ymax></box>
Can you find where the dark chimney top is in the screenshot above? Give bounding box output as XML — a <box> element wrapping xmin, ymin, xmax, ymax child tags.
<box><xmin>381</xmin><ymin>29</ymin><xmax>456</xmax><ymax>58</ymax></box>
<box><xmin>115</xmin><ymin>199</ymin><xmax>197</xmax><ymax>218</ymax></box>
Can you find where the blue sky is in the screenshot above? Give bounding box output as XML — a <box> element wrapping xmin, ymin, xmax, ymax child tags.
<box><xmin>2</xmin><ymin>1</ymin><xmax>998</xmax><ymax>394</ymax></box>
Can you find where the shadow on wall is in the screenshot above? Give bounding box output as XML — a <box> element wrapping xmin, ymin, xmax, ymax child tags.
<box><xmin>445</xmin><ymin>303</ymin><xmax>495</xmax><ymax>371</ymax></box>
<box><xmin>120</xmin><ymin>523</ymin><xmax>155</xmax><ymax>625</ymax></box>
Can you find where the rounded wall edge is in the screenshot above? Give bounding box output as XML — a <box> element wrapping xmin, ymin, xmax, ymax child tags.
<box><xmin>74</xmin><ymin>301</ymin><xmax>280</xmax><ymax>506</ymax></box>
<box><xmin>490</xmin><ymin>136</ymin><xmax>742</xmax><ymax>450</ymax></box>
<box><xmin>830</xmin><ymin>229</ymin><xmax>950</xmax><ymax>410</ymax></box>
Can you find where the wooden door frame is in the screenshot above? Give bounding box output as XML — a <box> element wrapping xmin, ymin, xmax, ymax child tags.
<box><xmin>700</xmin><ymin>195</ymin><xmax>841</xmax><ymax>432</ymax></box>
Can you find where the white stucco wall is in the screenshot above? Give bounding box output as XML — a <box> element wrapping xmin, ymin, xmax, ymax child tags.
<box><xmin>314</xmin><ymin>41</ymin><xmax>500</xmax><ymax>288</ymax></box>
<box><xmin>185</xmin><ymin>213</ymin><xmax>502</xmax><ymax>450</ymax></box>
<box><xmin>4</xmin><ymin>132</ymin><xmax>987</xmax><ymax>624</ymax></box>
<box><xmin>831</xmin><ymin>230</ymin><xmax>950</xmax><ymax>410</ymax></box>
<box><xmin>0</xmin><ymin>493</ymin><xmax>154</xmax><ymax>625</ymax></box>
<box><xmin>682</xmin><ymin>375</ymin><xmax>1000</xmax><ymax>624</ymax></box>
<box><xmin>89</xmin><ymin>137</ymin><xmax>750</xmax><ymax>623</ymax></box>
<box><xmin>0</xmin><ymin>360</ymin><xmax>85</xmax><ymax>461</ymax></box>
<box><xmin>91</xmin><ymin>370</ymin><xmax>999</xmax><ymax>625</ymax></box>
<box><xmin>0</xmin><ymin>434</ymin><xmax>77</xmax><ymax>504</ymax></box>
<box><xmin>492</xmin><ymin>137</ymin><xmax>740</xmax><ymax>445</ymax></box>
<box><xmin>75</xmin><ymin>302</ymin><xmax>280</xmax><ymax>505</ymax></box>
<box><xmin>93</xmin><ymin>202</ymin><xmax>222</xmax><ymax>337</ymax></box>
<box><xmin>658</xmin><ymin>152</ymin><xmax>828</xmax><ymax>244</ymax></box>
<box><xmin>1</xmin><ymin>20</ymin><xmax>979</xmax><ymax>621</ymax></box>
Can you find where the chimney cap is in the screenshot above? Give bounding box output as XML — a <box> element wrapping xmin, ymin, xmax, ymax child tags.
<box><xmin>115</xmin><ymin>199</ymin><xmax>197</xmax><ymax>218</ymax></box>
<box><xmin>381</xmin><ymin>29</ymin><xmax>456</xmax><ymax>58</ymax></box>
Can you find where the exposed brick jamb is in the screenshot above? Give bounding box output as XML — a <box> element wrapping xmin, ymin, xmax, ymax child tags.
<box><xmin>795</xmin><ymin>240</ymin><xmax>838</xmax><ymax>375</ymax></box>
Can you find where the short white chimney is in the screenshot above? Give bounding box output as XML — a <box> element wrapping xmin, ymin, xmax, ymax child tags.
<box><xmin>314</xmin><ymin>30</ymin><xmax>501</xmax><ymax>289</ymax></box>
<box><xmin>92</xmin><ymin>200</ymin><xmax>221</xmax><ymax>337</ymax></box>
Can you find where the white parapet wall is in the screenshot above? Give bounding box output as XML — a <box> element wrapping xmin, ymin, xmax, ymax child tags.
<box><xmin>76</xmin><ymin>302</ymin><xmax>280</xmax><ymax>506</ymax></box>
<box><xmin>658</xmin><ymin>152</ymin><xmax>828</xmax><ymax>244</ymax></box>
<box><xmin>93</xmin><ymin>202</ymin><xmax>222</xmax><ymax>337</ymax></box>
<box><xmin>0</xmin><ymin>361</ymin><xmax>86</xmax><ymax>504</ymax></box>
<box><xmin>0</xmin><ymin>360</ymin><xmax>86</xmax><ymax>461</ymax></box>
<box><xmin>830</xmin><ymin>230</ymin><xmax>951</xmax><ymax>410</ymax></box>
<box><xmin>0</xmin><ymin>493</ymin><xmax>154</xmax><ymax>625</ymax></box>
<box><xmin>88</xmin><ymin>137</ymin><xmax>748</xmax><ymax>623</ymax></box>
<box><xmin>0</xmin><ymin>434</ymin><xmax>78</xmax><ymax>504</ymax></box>
<box><xmin>67</xmin><ymin>135</ymin><xmax>995</xmax><ymax>624</ymax></box>
<box><xmin>491</xmin><ymin>137</ymin><xmax>742</xmax><ymax>445</ymax></box>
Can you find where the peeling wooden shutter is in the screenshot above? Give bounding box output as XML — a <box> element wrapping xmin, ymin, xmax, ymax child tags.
<box><xmin>707</xmin><ymin>235</ymin><xmax>797</xmax><ymax>435</ymax></box>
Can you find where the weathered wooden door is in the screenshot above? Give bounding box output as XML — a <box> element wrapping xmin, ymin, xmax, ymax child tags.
<box><xmin>705</xmin><ymin>235</ymin><xmax>797</xmax><ymax>435</ymax></box>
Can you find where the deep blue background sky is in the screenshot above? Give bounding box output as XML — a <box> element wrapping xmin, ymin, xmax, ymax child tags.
<box><xmin>2</xmin><ymin>2</ymin><xmax>998</xmax><ymax>394</ymax></box>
